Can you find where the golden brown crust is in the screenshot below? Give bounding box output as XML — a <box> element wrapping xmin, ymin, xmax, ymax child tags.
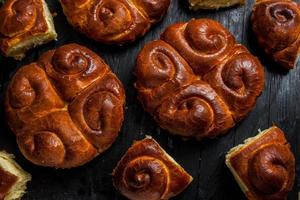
<box><xmin>226</xmin><ymin>126</ymin><xmax>295</xmax><ymax>200</ymax></box>
<box><xmin>0</xmin><ymin>151</ymin><xmax>31</xmax><ymax>200</ymax></box>
<box><xmin>155</xmin><ymin>82</ymin><xmax>234</xmax><ymax>140</ymax></box>
<box><xmin>113</xmin><ymin>137</ymin><xmax>193</xmax><ymax>200</ymax></box>
<box><xmin>5</xmin><ymin>43</ymin><xmax>125</xmax><ymax>168</ymax></box>
<box><xmin>252</xmin><ymin>0</ymin><xmax>300</xmax><ymax>69</ymax></box>
<box><xmin>59</xmin><ymin>0</ymin><xmax>170</xmax><ymax>44</ymax></box>
<box><xmin>188</xmin><ymin>0</ymin><xmax>245</xmax><ymax>10</ymax></box>
<box><xmin>135</xmin><ymin>40</ymin><xmax>197</xmax><ymax>114</ymax></box>
<box><xmin>0</xmin><ymin>168</ymin><xmax>18</xmax><ymax>199</ymax></box>
<box><xmin>0</xmin><ymin>0</ymin><xmax>57</xmax><ymax>59</ymax></box>
<box><xmin>161</xmin><ymin>20</ymin><xmax>236</xmax><ymax>75</ymax></box>
<box><xmin>135</xmin><ymin>19</ymin><xmax>265</xmax><ymax>140</ymax></box>
<box><xmin>203</xmin><ymin>45</ymin><xmax>265</xmax><ymax>121</ymax></box>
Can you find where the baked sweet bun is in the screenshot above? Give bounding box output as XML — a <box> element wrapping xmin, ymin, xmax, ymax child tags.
<box><xmin>0</xmin><ymin>151</ymin><xmax>31</xmax><ymax>200</ymax></box>
<box><xmin>135</xmin><ymin>19</ymin><xmax>265</xmax><ymax>140</ymax></box>
<box><xmin>113</xmin><ymin>137</ymin><xmax>193</xmax><ymax>200</ymax></box>
<box><xmin>0</xmin><ymin>0</ymin><xmax>57</xmax><ymax>60</ymax></box>
<box><xmin>188</xmin><ymin>0</ymin><xmax>245</xmax><ymax>10</ymax></box>
<box><xmin>252</xmin><ymin>0</ymin><xmax>300</xmax><ymax>69</ymax></box>
<box><xmin>5</xmin><ymin>43</ymin><xmax>125</xmax><ymax>168</ymax></box>
<box><xmin>59</xmin><ymin>0</ymin><xmax>170</xmax><ymax>44</ymax></box>
<box><xmin>226</xmin><ymin>126</ymin><xmax>295</xmax><ymax>200</ymax></box>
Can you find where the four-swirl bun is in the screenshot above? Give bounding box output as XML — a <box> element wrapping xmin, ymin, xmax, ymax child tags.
<box><xmin>5</xmin><ymin>43</ymin><xmax>125</xmax><ymax>168</ymax></box>
<box><xmin>59</xmin><ymin>0</ymin><xmax>171</xmax><ymax>44</ymax></box>
<box><xmin>0</xmin><ymin>0</ymin><xmax>57</xmax><ymax>60</ymax></box>
<box><xmin>135</xmin><ymin>19</ymin><xmax>265</xmax><ymax>140</ymax></box>
<box><xmin>113</xmin><ymin>137</ymin><xmax>193</xmax><ymax>200</ymax></box>
<box><xmin>226</xmin><ymin>126</ymin><xmax>295</xmax><ymax>200</ymax></box>
<box><xmin>252</xmin><ymin>0</ymin><xmax>300</xmax><ymax>69</ymax></box>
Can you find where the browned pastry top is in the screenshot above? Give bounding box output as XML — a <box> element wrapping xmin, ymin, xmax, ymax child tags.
<box><xmin>252</xmin><ymin>0</ymin><xmax>300</xmax><ymax>69</ymax></box>
<box><xmin>0</xmin><ymin>0</ymin><xmax>49</xmax><ymax>54</ymax></box>
<box><xmin>113</xmin><ymin>137</ymin><xmax>192</xmax><ymax>200</ymax></box>
<box><xmin>59</xmin><ymin>0</ymin><xmax>170</xmax><ymax>44</ymax></box>
<box><xmin>5</xmin><ymin>44</ymin><xmax>125</xmax><ymax>168</ymax></box>
<box><xmin>135</xmin><ymin>19</ymin><xmax>265</xmax><ymax>140</ymax></box>
<box><xmin>0</xmin><ymin>168</ymin><xmax>18</xmax><ymax>200</ymax></box>
<box><xmin>229</xmin><ymin>126</ymin><xmax>295</xmax><ymax>200</ymax></box>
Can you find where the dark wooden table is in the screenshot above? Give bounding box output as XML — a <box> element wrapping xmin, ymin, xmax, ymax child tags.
<box><xmin>0</xmin><ymin>0</ymin><xmax>299</xmax><ymax>199</ymax></box>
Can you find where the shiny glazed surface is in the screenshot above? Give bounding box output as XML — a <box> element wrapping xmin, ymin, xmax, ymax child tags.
<box><xmin>252</xmin><ymin>0</ymin><xmax>300</xmax><ymax>69</ymax></box>
<box><xmin>5</xmin><ymin>43</ymin><xmax>125</xmax><ymax>168</ymax></box>
<box><xmin>59</xmin><ymin>0</ymin><xmax>171</xmax><ymax>44</ymax></box>
<box><xmin>113</xmin><ymin>137</ymin><xmax>193</xmax><ymax>200</ymax></box>
<box><xmin>0</xmin><ymin>168</ymin><xmax>18</xmax><ymax>200</ymax></box>
<box><xmin>0</xmin><ymin>0</ymin><xmax>49</xmax><ymax>55</ymax></box>
<box><xmin>135</xmin><ymin>19</ymin><xmax>265</xmax><ymax>140</ymax></box>
<box><xmin>228</xmin><ymin>126</ymin><xmax>295</xmax><ymax>200</ymax></box>
<box><xmin>0</xmin><ymin>0</ymin><xmax>299</xmax><ymax>199</ymax></box>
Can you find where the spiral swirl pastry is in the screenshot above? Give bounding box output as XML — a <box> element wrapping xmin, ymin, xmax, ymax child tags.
<box><xmin>203</xmin><ymin>45</ymin><xmax>265</xmax><ymax>121</ymax></box>
<box><xmin>69</xmin><ymin>73</ymin><xmax>125</xmax><ymax>152</ymax></box>
<box><xmin>0</xmin><ymin>0</ymin><xmax>37</xmax><ymax>38</ymax></box>
<box><xmin>17</xmin><ymin>112</ymin><xmax>97</xmax><ymax>168</ymax></box>
<box><xmin>5</xmin><ymin>44</ymin><xmax>125</xmax><ymax>168</ymax></box>
<box><xmin>135</xmin><ymin>40</ymin><xmax>196</xmax><ymax>113</ymax></box>
<box><xmin>5</xmin><ymin>64</ymin><xmax>65</xmax><ymax>132</ymax></box>
<box><xmin>113</xmin><ymin>137</ymin><xmax>193</xmax><ymax>200</ymax></box>
<box><xmin>135</xmin><ymin>19</ymin><xmax>265</xmax><ymax>140</ymax></box>
<box><xmin>226</xmin><ymin>126</ymin><xmax>295</xmax><ymax>200</ymax></box>
<box><xmin>60</xmin><ymin>0</ymin><xmax>170</xmax><ymax>44</ymax></box>
<box><xmin>0</xmin><ymin>0</ymin><xmax>57</xmax><ymax>59</ymax></box>
<box><xmin>38</xmin><ymin>44</ymin><xmax>109</xmax><ymax>101</ymax></box>
<box><xmin>156</xmin><ymin>82</ymin><xmax>234</xmax><ymax>140</ymax></box>
<box><xmin>252</xmin><ymin>0</ymin><xmax>300</xmax><ymax>69</ymax></box>
<box><xmin>161</xmin><ymin>19</ymin><xmax>236</xmax><ymax>75</ymax></box>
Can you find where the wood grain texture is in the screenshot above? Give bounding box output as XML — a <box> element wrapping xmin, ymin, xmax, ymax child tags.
<box><xmin>0</xmin><ymin>0</ymin><xmax>299</xmax><ymax>199</ymax></box>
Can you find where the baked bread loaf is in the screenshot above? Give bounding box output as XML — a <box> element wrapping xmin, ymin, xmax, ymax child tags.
<box><xmin>135</xmin><ymin>19</ymin><xmax>265</xmax><ymax>140</ymax></box>
<box><xmin>226</xmin><ymin>126</ymin><xmax>295</xmax><ymax>200</ymax></box>
<box><xmin>5</xmin><ymin>43</ymin><xmax>125</xmax><ymax>168</ymax></box>
<box><xmin>188</xmin><ymin>0</ymin><xmax>245</xmax><ymax>10</ymax></box>
<box><xmin>252</xmin><ymin>0</ymin><xmax>300</xmax><ymax>69</ymax></box>
<box><xmin>59</xmin><ymin>0</ymin><xmax>170</xmax><ymax>44</ymax></box>
<box><xmin>0</xmin><ymin>151</ymin><xmax>31</xmax><ymax>200</ymax></box>
<box><xmin>0</xmin><ymin>0</ymin><xmax>57</xmax><ymax>60</ymax></box>
<box><xmin>113</xmin><ymin>137</ymin><xmax>193</xmax><ymax>200</ymax></box>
